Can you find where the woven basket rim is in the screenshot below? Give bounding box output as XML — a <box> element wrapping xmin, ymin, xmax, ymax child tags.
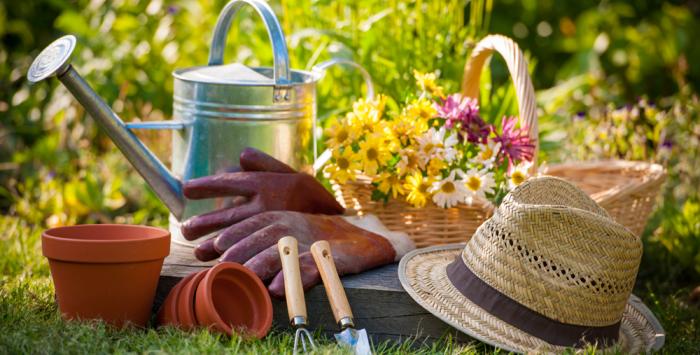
<box><xmin>546</xmin><ymin>160</ymin><xmax>666</xmax><ymax>204</ymax></box>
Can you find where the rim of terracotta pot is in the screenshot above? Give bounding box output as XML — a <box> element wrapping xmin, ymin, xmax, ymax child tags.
<box><xmin>42</xmin><ymin>224</ymin><xmax>170</xmax><ymax>263</ymax></box>
<box><xmin>158</xmin><ymin>271</ymin><xmax>198</xmax><ymax>328</ymax></box>
<box><xmin>177</xmin><ymin>270</ymin><xmax>207</xmax><ymax>329</ymax></box>
<box><xmin>195</xmin><ymin>262</ymin><xmax>273</xmax><ymax>339</ymax></box>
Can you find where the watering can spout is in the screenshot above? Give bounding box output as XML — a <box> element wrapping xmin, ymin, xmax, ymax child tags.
<box><xmin>27</xmin><ymin>35</ymin><xmax>186</xmax><ymax>219</ymax></box>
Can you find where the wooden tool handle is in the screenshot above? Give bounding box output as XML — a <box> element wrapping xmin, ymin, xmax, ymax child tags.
<box><xmin>278</xmin><ymin>236</ymin><xmax>307</xmax><ymax>321</ymax></box>
<box><xmin>310</xmin><ymin>240</ymin><xmax>353</xmax><ymax>324</ymax></box>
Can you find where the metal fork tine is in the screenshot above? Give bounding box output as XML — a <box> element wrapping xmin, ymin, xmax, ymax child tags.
<box><xmin>293</xmin><ymin>327</ymin><xmax>316</xmax><ymax>354</ymax></box>
<box><xmin>293</xmin><ymin>328</ymin><xmax>301</xmax><ymax>354</ymax></box>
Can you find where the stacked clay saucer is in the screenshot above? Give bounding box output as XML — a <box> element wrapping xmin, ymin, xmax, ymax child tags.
<box><xmin>157</xmin><ymin>262</ymin><xmax>273</xmax><ymax>339</ymax></box>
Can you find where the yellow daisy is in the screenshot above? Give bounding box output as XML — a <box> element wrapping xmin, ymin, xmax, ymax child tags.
<box><xmin>413</xmin><ymin>70</ymin><xmax>445</xmax><ymax>98</ymax></box>
<box><xmin>348</xmin><ymin>109</ymin><xmax>382</xmax><ymax>135</ymax></box>
<box><xmin>406</xmin><ymin>97</ymin><xmax>437</xmax><ymax>122</ymax></box>
<box><xmin>374</xmin><ymin>172</ymin><xmax>406</xmax><ymax>199</ymax></box>
<box><xmin>396</xmin><ymin>148</ymin><xmax>421</xmax><ymax>176</ymax></box>
<box><xmin>384</xmin><ymin>131</ymin><xmax>401</xmax><ymax>154</ymax></box>
<box><xmin>358</xmin><ymin>134</ymin><xmax>391</xmax><ymax>176</ymax></box>
<box><xmin>391</xmin><ymin>114</ymin><xmax>420</xmax><ymax>146</ymax></box>
<box><xmin>323</xmin><ymin>148</ymin><xmax>360</xmax><ymax>184</ymax></box>
<box><xmin>352</xmin><ymin>95</ymin><xmax>387</xmax><ymax>125</ymax></box>
<box><xmin>324</xmin><ymin>119</ymin><xmax>355</xmax><ymax>148</ymax></box>
<box><xmin>367</xmin><ymin>94</ymin><xmax>388</xmax><ymax>115</ymax></box>
<box><xmin>404</xmin><ymin>172</ymin><xmax>433</xmax><ymax>208</ymax></box>
<box><xmin>427</xmin><ymin>158</ymin><xmax>447</xmax><ymax>177</ymax></box>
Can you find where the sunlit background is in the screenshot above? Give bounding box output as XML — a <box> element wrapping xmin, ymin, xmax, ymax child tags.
<box><xmin>1</xmin><ymin>0</ymin><xmax>699</xmax><ymax>351</ymax></box>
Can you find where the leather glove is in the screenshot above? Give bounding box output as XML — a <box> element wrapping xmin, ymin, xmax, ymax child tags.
<box><xmin>193</xmin><ymin>211</ymin><xmax>409</xmax><ymax>298</ymax></box>
<box><xmin>180</xmin><ymin>147</ymin><xmax>344</xmax><ymax>243</ymax></box>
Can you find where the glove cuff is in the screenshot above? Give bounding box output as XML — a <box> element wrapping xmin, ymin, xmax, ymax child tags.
<box><xmin>341</xmin><ymin>215</ymin><xmax>415</xmax><ymax>261</ymax></box>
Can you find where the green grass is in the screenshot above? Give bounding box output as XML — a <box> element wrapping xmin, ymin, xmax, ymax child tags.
<box><xmin>0</xmin><ymin>214</ymin><xmax>698</xmax><ymax>354</ymax></box>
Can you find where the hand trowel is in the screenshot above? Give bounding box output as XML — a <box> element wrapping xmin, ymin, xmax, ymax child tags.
<box><xmin>310</xmin><ymin>241</ymin><xmax>372</xmax><ymax>355</ymax></box>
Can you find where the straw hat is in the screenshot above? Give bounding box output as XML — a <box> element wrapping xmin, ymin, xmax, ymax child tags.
<box><xmin>398</xmin><ymin>176</ymin><xmax>665</xmax><ymax>353</ymax></box>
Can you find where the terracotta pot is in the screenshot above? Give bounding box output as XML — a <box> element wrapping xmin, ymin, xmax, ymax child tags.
<box><xmin>42</xmin><ymin>224</ymin><xmax>170</xmax><ymax>328</ymax></box>
<box><xmin>157</xmin><ymin>272</ymin><xmax>197</xmax><ymax>327</ymax></box>
<box><xmin>176</xmin><ymin>270</ymin><xmax>207</xmax><ymax>330</ymax></box>
<box><xmin>194</xmin><ymin>262</ymin><xmax>272</xmax><ymax>339</ymax></box>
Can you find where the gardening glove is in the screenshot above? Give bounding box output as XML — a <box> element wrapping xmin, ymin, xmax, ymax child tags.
<box><xmin>193</xmin><ymin>212</ymin><xmax>415</xmax><ymax>297</ymax></box>
<box><xmin>180</xmin><ymin>147</ymin><xmax>344</xmax><ymax>243</ymax></box>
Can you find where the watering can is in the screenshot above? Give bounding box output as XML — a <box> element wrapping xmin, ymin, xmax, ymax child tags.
<box><xmin>27</xmin><ymin>0</ymin><xmax>373</xmax><ymax>246</ymax></box>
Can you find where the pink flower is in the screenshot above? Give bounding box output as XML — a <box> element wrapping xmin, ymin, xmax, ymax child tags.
<box><xmin>494</xmin><ymin>116</ymin><xmax>535</xmax><ymax>164</ymax></box>
<box><xmin>461</xmin><ymin>115</ymin><xmax>491</xmax><ymax>144</ymax></box>
<box><xmin>435</xmin><ymin>94</ymin><xmax>490</xmax><ymax>143</ymax></box>
<box><xmin>436</xmin><ymin>94</ymin><xmax>479</xmax><ymax>128</ymax></box>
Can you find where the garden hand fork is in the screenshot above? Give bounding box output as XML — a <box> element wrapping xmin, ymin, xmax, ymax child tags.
<box><xmin>278</xmin><ymin>237</ymin><xmax>316</xmax><ymax>354</ymax></box>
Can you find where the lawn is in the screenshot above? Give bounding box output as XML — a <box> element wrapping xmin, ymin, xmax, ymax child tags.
<box><xmin>0</xmin><ymin>214</ymin><xmax>488</xmax><ymax>354</ymax></box>
<box><xmin>1</xmin><ymin>213</ymin><xmax>699</xmax><ymax>354</ymax></box>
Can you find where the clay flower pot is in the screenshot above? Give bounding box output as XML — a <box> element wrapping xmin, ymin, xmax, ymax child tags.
<box><xmin>42</xmin><ymin>224</ymin><xmax>170</xmax><ymax>328</ymax></box>
<box><xmin>176</xmin><ymin>270</ymin><xmax>207</xmax><ymax>330</ymax></box>
<box><xmin>195</xmin><ymin>262</ymin><xmax>273</xmax><ymax>339</ymax></box>
<box><xmin>157</xmin><ymin>272</ymin><xmax>197</xmax><ymax>327</ymax></box>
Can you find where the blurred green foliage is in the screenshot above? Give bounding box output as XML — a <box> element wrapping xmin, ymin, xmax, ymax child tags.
<box><xmin>491</xmin><ymin>0</ymin><xmax>700</xmax><ymax>100</ymax></box>
<box><xmin>0</xmin><ymin>0</ymin><xmax>491</xmax><ymax>227</ymax></box>
<box><xmin>1</xmin><ymin>0</ymin><xmax>700</xmax><ymax>351</ymax></box>
<box><xmin>1</xmin><ymin>0</ymin><xmax>700</xmax><ymax>297</ymax></box>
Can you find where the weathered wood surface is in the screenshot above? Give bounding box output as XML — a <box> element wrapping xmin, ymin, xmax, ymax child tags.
<box><xmin>155</xmin><ymin>241</ymin><xmax>471</xmax><ymax>344</ymax></box>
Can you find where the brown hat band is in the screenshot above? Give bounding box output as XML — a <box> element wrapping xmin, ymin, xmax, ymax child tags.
<box><xmin>446</xmin><ymin>256</ymin><xmax>621</xmax><ymax>348</ymax></box>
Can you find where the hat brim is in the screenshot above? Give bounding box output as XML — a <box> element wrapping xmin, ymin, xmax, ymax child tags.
<box><xmin>398</xmin><ymin>244</ymin><xmax>665</xmax><ymax>354</ymax></box>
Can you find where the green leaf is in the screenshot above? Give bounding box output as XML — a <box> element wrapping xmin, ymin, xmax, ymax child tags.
<box><xmin>113</xmin><ymin>14</ymin><xmax>141</xmax><ymax>33</ymax></box>
<box><xmin>54</xmin><ymin>11</ymin><xmax>90</xmax><ymax>36</ymax></box>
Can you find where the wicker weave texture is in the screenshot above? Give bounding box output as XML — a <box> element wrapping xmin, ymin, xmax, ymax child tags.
<box><xmin>546</xmin><ymin>160</ymin><xmax>666</xmax><ymax>236</ymax></box>
<box><xmin>401</xmin><ymin>247</ymin><xmax>660</xmax><ymax>353</ymax></box>
<box><xmin>333</xmin><ymin>176</ymin><xmax>494</xmax><ymax>247</ymax></box>
<box><xmin>463</xmin><ymin>177</ymin><xmax>641</xmax><ymax>326</ymax></box>
<box><xmin>333</xmin><ymin>34</ymin><xmax>665</xmax><ymax>247</ymax></box>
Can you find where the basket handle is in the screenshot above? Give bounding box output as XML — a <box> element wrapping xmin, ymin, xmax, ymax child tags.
<box><xmin>461</xmin><ymin>34</ymin><xmax>539</xmax><ymax>169</ymax></box>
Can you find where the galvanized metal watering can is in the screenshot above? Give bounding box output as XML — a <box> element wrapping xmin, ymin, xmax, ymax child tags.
<box><xmin>27</xmin><ymin>0</ymin><xmax>373</xmax><ymax>246</ymax></box>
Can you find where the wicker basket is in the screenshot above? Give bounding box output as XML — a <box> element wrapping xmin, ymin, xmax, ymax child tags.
<box><xmin>545</xmin><ymin>161</ymin><xmax>665</xmax><ymax>236</ymax></box>
<box><xmin>333</xmin><ymin>34</ymin><xmax>665</xmax><ymax>247</ymax></box>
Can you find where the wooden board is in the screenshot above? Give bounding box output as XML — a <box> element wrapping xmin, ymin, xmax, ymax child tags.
<box><xmin>155</xmin><ymin>241</ymin><xmax>471</xmax><ymax>344</ymax></box>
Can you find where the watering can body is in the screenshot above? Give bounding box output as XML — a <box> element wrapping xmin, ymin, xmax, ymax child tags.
<box><xmin>162</xmin><ymin>66</ymin><xmax>319</xmax><ymax>245</ymax></box>
<box><xmin>27</xmin><ymin>0</ymin><xmax>372</xmax><ymax>247</ymax></box>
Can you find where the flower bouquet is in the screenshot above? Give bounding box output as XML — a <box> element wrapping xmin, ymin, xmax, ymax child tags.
<box><xmin>321</xmin><ymin>70</ymin><xmax>536</xmax><ymax>246</ymax></box>
<box><xmin>321</xmin><ymin>34</ymin><xmax>664</xmax><ymax>247</ymax></box>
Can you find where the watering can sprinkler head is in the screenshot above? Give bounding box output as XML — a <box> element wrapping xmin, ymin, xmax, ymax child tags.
<box><xmin>26</xmin><ymin>1</ymin><xmax>376</xmax><ymax>247</ymax></box>
<box><xmin>27</xmin><ymin>35</ymin><xmax>186</xmax><ymax>219</ymax></box>
<box><xmin>27</xmin><ymin>35</ymin><xmax>76</xmax><ymax>83</ymax></box>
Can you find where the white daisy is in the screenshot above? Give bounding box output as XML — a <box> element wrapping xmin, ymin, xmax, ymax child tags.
<box><xmin>416</xmin><ymin>127</ymin><xmax>459</xmax><ymax>167</ymax></box>
<box><xmin>437</xmin><ymin>127</ymin><xmax>459</xmax><ymax>163</ymax></box>
<box><xmin>508</xmin><ymin>161</ymin><xmax>533</xmax><ymax>190</ymax></box>
<box><xmin>459</xmin><ymin>168</ymin><xmax>496</xmax><ymax>205</ymax></box>
<box><xmin>416</xmin><ymin>128</ymin><xmax>441</xmax><ymax>168</ymax></box>
<box><xmin>474</xmin><ymin>140</ymin><xmax>501</xmax><ymax>168</ymax></box>
<box><xmin>430</xmin><ymin>170</ymin><xmax>467</xmax><ymax>208</ymax></box>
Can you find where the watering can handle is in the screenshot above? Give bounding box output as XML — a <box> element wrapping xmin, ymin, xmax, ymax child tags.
<box><xmin>312</xmin><ymin>58</ymin><xmax>375</xmax><ymax>99</ymax></box>
<box><xmin>208</xmin><ymin>0</ymin><xmax>291</xmax><ymax>85</ymax></box>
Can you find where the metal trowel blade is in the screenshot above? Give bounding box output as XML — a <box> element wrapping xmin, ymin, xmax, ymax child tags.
<box><xmin>335</xmin><ymin>328</ymin><xmax>371</xmax><ymax>355</ymax></box>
